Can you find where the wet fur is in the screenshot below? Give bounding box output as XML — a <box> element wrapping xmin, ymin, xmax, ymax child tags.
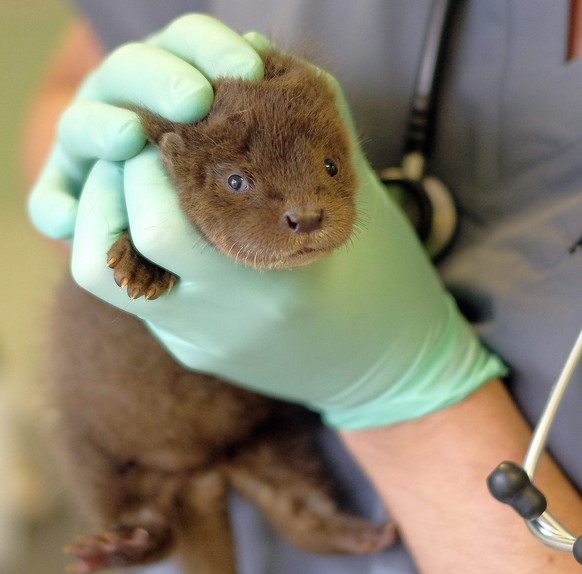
<box><xmin>51</xmin><ymin>50</ymin><xmax>396</xmax><ymax>573</ymax></box>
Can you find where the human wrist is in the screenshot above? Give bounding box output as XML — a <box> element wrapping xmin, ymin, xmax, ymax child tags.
<box><xmin>341</xmin><ymin>380</ymin><xmax>582</xmax><ymax>573</ymax></box>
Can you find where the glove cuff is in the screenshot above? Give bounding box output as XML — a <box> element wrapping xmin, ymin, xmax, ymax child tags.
<box><xmin>320</xmin><ymin>295</ymin><xmax>508</xmax><ymax>430</ymax></box>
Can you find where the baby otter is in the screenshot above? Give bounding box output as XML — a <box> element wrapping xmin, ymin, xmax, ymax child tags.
<box><xmin>52</xmin><ymin>50</ymin><xmax>395</xmax><ymax>574</ymax></box>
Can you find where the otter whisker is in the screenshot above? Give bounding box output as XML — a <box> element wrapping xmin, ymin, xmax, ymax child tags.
<box><xmin>235</xmin><ymin>245</ymin><xmax>247</xmax><ymax>264</ymax></box>
<box><xmin>225</xmin><ymin>240</ymin><xmax>238</xmax><ymax>262</ymax></box>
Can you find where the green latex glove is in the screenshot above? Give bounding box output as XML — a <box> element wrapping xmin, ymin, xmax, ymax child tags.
<box><xmin>28</xmin><ymin>14</ymin><xmax>264</xmax><ymax>239</ymax></box>
<box><xmin>33</xmin><ymin>14</ymin><xmax>506</xmax><ymax>429</ymax></box>
<box><xmin>72</xmin><ymin>149</ymin><xmax>505</xmax><ymax>430</ymax></box>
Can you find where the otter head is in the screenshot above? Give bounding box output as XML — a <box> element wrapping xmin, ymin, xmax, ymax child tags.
<box><xmin>157</xmin><ymin>52</ymin><xmax>358</xmax><ymax>270</ymax></box>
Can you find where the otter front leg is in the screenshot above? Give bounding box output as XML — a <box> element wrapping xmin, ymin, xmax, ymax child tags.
<box><xmin>107</xmin><ymin>231</ymin><xmax>177</xmax><ymax>300</ymax></box>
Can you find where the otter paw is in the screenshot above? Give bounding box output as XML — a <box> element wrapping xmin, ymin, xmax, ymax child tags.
<box><xmin>299</xmin><ymin>516</ymin><xmax>399</xmax><ymax>555</ymax></box>
<box><xmin>344</xmin><ymin>520</ymin><xmax>399</xmax><ymax>554</ymax></box>
<box><xmin>107</xmin><ymin>232</ymin><xmax>177</xmax><ymax>300</ymax></box>
<box><xmin>65</xmin><ymin>527</ymin><xmax>169</xmax><ymax>572</ymax></box>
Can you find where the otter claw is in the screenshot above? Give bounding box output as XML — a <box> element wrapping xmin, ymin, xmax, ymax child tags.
<box><xmin>166</xmin><ymin>276</ymin><xmax>177</xmax><ymax>294</ymax></box>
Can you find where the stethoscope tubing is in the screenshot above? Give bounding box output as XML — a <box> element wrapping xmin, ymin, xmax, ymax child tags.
<box><xmin>524</xmin><ymin>328</ymin><xmax>582</xmax><ymax>479</ymax></box>
<box><xmin>404</xmin><ymin>0</ymin><xmax>457</xmax><ymax>159</ymax></box>
<box><xmin>524</xmin><ymin>328</ymin><xmax>582</xmax><ymax>554</ymax></box>
<box><xmin>488</xmin><ymin>327</ymin><xmax>582</xmax><ymax>562</ymax></box>
<box><xmin>381</xmin><ymin>0</ymin><xmax>460</xmax><ymax>260</ymax></box>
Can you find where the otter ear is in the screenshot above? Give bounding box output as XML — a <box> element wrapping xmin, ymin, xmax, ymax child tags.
<box><xmin>159</xmin><ymin>132</ymin><xmax>185</xmax><ymax>176</ymax></box>
<box><xmin>124</xmin><ymin>105</ymin><xmax>176</xmax><ymax>144</ymax></box>
<box><xmin>159</xmin><ymin>132</ymin><xmax>185</xmax><ymax>154</ymax></box>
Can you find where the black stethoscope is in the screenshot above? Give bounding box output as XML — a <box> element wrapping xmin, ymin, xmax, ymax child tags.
<box><xmin>390</xmin><ymin>0</ymin><xmax>582</xmax><ymax>564</ymax></box>
<box><xmin>380</xmin><ymin>0</ymin><xmax>458</xmax><ymax>261</ymax></box>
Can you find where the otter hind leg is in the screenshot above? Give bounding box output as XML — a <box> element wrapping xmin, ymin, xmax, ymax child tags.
<box><xmin>174</xmin><ymin>469</ymin><xmax>237</xmax><ymax>574</ymax></box>
<box><xmin>58</xmin><ymin>436</ymin><xmax>176</xmax><ymax>572</ymax></box>
<box><xmin>65</xmin><ymin>518</ymin><xmax>173</xmax><ymax>573</ymax></box>
<box><xmin>228</xmin><ymin>430</ymin><xmax>398</xmax><ymax>555</ymax></box>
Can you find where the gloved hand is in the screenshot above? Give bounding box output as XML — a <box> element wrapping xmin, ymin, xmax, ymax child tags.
<box><xmin>32</xmin><ymin>15</ymin><xmax>506</xmax><ymax>429</ymax></box>
<box><xmin>28</xmin><ymin>14</ymin><xmax>264</xmax><ymax>239</ymax></box>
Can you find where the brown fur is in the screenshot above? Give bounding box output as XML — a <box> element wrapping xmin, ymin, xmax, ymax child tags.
<box><xmin>51</xmin><ymin>50</ymin><xmax>396</xmax><ymax>574</ymax></box>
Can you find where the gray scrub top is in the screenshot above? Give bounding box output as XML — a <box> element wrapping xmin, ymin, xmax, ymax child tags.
<box><xmin>71</xmin><ymin>1</ymin><xmax>582</xmax><ymax>573</ymax></box>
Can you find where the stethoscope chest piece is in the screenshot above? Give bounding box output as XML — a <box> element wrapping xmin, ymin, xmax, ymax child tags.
<box><xmin>380</xmin><ymin>162</ymin><xmax>458</xmax><ymax>261</ymax></box>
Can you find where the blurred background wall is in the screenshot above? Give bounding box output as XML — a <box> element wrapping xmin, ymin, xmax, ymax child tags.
<box><xmin>0</xmin><ymin>1</ymin><xmax>86</xmax><ymax>572</ymax></box>
<box><xmin>2</xmin><ymin>0</ymin><xmax>71</xmax><ymax>381</ymax></box>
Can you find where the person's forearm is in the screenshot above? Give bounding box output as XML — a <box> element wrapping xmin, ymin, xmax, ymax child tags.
<box><xmin>21</xmin><ymin>19</ymin><xmax>104</xmax><ymax>186</ymax></box>
<box><xmin>341</xmin><ymin>379</ymin><xmax>582</xmax><ymax>573</ymax></box>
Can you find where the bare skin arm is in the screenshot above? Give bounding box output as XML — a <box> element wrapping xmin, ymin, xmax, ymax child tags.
<box><xmin>342</xmin><ymin>378</ymin><xmax>582</xmax><ymax>573</ymax></box>
<box><xmin>21</xmin><ymin>18</ymin><xmax>104</xmax><ymax>186</ymax></box>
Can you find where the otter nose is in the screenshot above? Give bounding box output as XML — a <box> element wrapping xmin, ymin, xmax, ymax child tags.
<box><xmin>283</xmin><ymin>207</ymin><xmax>324</xmax><ymax>233</ymax></box>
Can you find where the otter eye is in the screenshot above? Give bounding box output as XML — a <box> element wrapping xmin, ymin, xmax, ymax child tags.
<box><xmin>227</xmin><ymin>174</ymin><xmax>249</xmax><ymax>192</ymax></box>
<box><xmin>324</xmin><ymin>159</ymin><xmax>338</xmax><ymax>177</ymax></box>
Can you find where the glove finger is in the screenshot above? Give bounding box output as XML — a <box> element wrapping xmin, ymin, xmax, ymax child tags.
<box><xmin>28</xmin><ymin>174</ymin><xmax>79</xmax><ymax>240</ymax></box>
<box><xmin>77</xmin><ymin>43</ymin><xmax>215</xmax><ymax>123</ymax></box>
<box><xmin>69</xmin><ymin>157</ymin><xmax>187</xmax><ymax>322</ymax></box>
<box><xmin>31</xmin><ymin>41</ymin><xmax>216</xmax><ymax>240</ymax></box>
<box><xmin>150</xmin><ymin>14</ymin><xmax>264</xmax><ymax>82</ymax></box>
<box><xmin>242</xmin><ymin>31</ymin><xmax>276</xmax><ymax>55</ymax></box>
<box><xmin>70</xmin><ymin>159</ymin><xmax>133</xmax><ymax>308</ymax></box>
<box><xmin>123</xmin><ymin>145</ymin><xmax>218</xmax><ymax>276</ymax></box>
<box><xmin>29</xmin><ymin>107</ymin><xmax>139</xmax><ymax>240</ymax></box>
<box><xmin>58</xmin><ymin>102</ymin><xmax>146</xmax><ymax>161</ymax></box>
<box><xmin>28</xmin><ymin>146</ymin><xmax>94</xmax><ymax>239</ymax></box>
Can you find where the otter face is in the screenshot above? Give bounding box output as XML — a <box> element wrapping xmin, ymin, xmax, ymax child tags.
<box><xmin>158</xmin><ymin>52</ymin><xmax>359</xmax><ymax>270</ymax></box>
